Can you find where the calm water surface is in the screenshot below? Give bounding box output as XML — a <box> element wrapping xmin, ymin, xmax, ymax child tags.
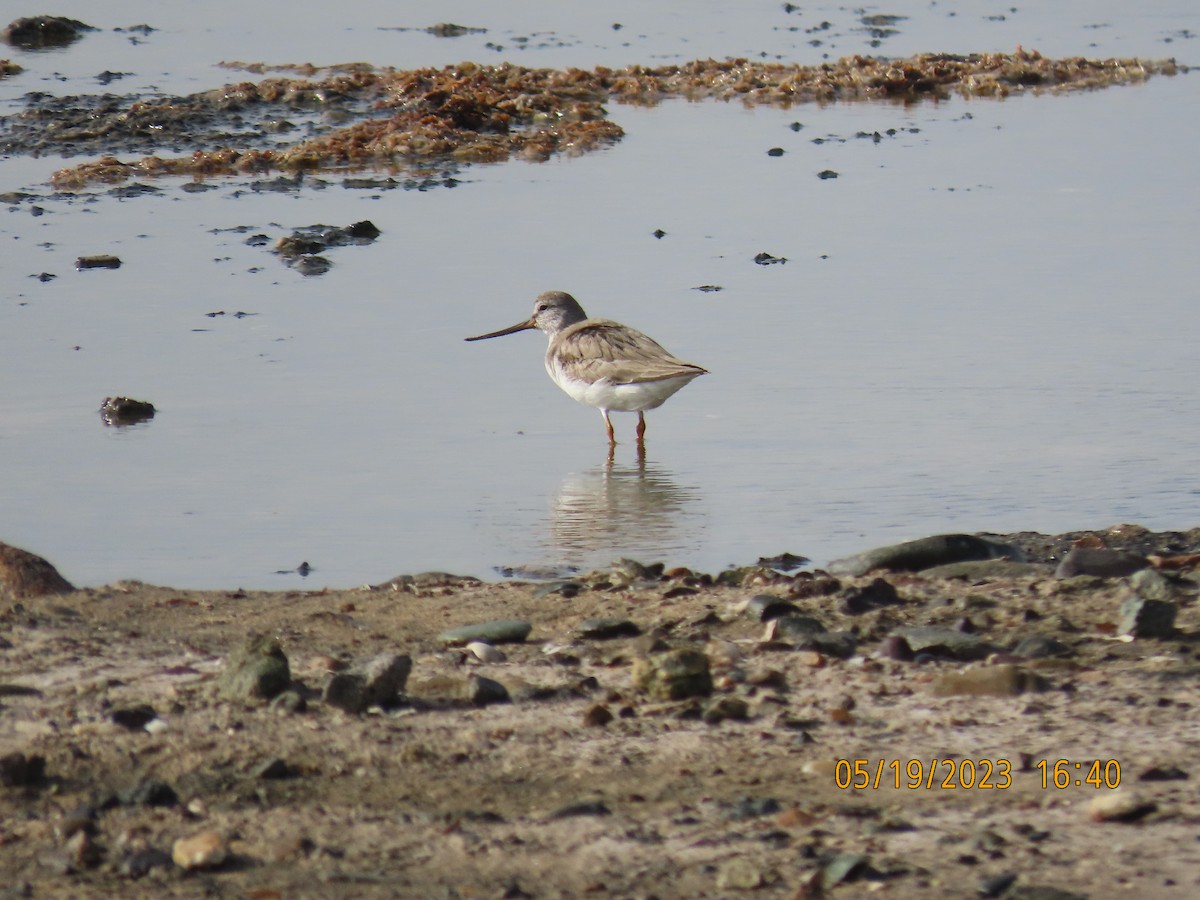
<box><xmin>1</xmin><ymin>2</ymin><xmax>1197</xmax><ymax>587</ymax></box>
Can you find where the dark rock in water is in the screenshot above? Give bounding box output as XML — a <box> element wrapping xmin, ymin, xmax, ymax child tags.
<box><xmin>839</xmin><ymin>577</ymin><xmax>901</xmax><ymax>614</ymax></box>
<box><xmin>1118</xmin><ymin>595</ymin><xmax>1177</xmax><ymax>638</ymax></box>
<box><xmin>0</xmin><ymin>752</ymin><xmax>47</xmax><ymax>787</ymax></box>
<box><xmin>632</xmin><ymin>648</ymin><xmax>712</xmax><ymax>700</ymax></box>
<box><xmin>745</xmin><ymin>595</ymin><xmax>801</xmax><ymax>621</ymax></box>
<box><xmin>757</xmin><ymin>551</ymin><xmax>809</xmax><ymax>570</ymax></box>
<box><xmin>1055</xmin><ymin>547</ymin><xmax>1149</xmax><ymax>579</ymax></box>
<box><xmin>0</xmin><ymin>541</ymin><xmax>74</xmax><ymax>599</ymax></box>
<box><xmin>75</xmin><ymin>254</ymin><xmax>122</xmax><ymax>269</ymax></box>
<box><xmin>895</xmin><ymin>626</ymin><xmax>992</xmax><ymax>661</ymax></box>
<box><xmin>3</xmin><ymin>16</ymin><xmax>95</xmax><ymax>49</ymax></box>
<box><xmin>439</xmin><ymin>619</ymin><xmax>532</xmax><ymax>646</ymax></box>
<box><xmin>100</xmin><ymin>396</ymin><xmax>155</xmax><ymax>427</ymax></box>
<box><xmin>219</xmin><ymin>635</ymin><xmax>291</xmax><ymax>701</ymax></box>
<box><xmin>289</xmin><ymin>255</ymin><xmax>332</xmax><ymax>277</ymax></box>
<box><xmin>828</xmin><ymin>534</ymin><xmax>1020</xmax><ymax>577</ymax></box>
<box><xmin>574</xmin><ymin>617</ymin><xmax>640</xmax><ymax>639</ymax></box>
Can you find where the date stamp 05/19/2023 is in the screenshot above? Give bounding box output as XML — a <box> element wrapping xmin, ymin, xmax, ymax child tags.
<box><xmin>833</xmin><ymin>758</ymin><xmax>1123</xmax><ymax>791</ymax></box>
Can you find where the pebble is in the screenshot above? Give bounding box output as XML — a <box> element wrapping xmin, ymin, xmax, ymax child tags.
<box><xmin>702</xmin><ymin>696</ymin><xmax>749</xmax><ymax>724</ymax></box>
<box><xmin>323</xmin><ymin>652</ymin><xmax>412</xmax><ymax>714</ymax></box>
<box><xmin>582</xmin><ymin>703</ymin><xmax>613</xmax><ymax>727</ymax></box>
<box><xmin>716</xmin><ymin>857</ymin><xmax>766</xmax><ymax>890</ymax></box>
<box><xmin>744</xmin><ymin>595</ymin><xmax>800</xmax><ymax>621</ymax></box>
<box><xmin>839</xmin><ymin>577</ymin><xmax>900</xmax><ymax>614</ymax></box>
<box><xmin>1055</xmin><ymin>547</ymin><xmax>1149</xmax><ymax>579</ymax></box>
<box><xmin>466</xmin><ymin>641</ymin><xmax>507</xmax><ymax>663</ymax></box>
<box><xmin>930</xmin><ymin>664</ymin><xmax>1049</xmax><ymax>698</ymax></box>
<box><xmin>895</xmin><ymin>626</ymin><xmax>992</xmax><ymax>661</ymax></box>
<box><xmin>0</xmin><ymin>541</ymin><xmax>75</xmax><ymax>600</ymax></box>
<box><xmin>111</xmin><ymin>704</ymin><xmax>158</xmax><ymax>730</ymax></box>
<box><xmin>828</xmin><ymin>534</ymin><xmax>1019</xmax><ymax>577</ymax></box>
<box><xmin>767</xmin><ymin>614</ymin><xmax>827</xmax><ymax>639</ymax></box>
<box><xmin>878</xmin><ymin>635</ymin><xmax>915</xmax><ymax>661</ymax></box>
<box><xmin>632</xmin><ymin>648</ymin><xmax>713</xmax><ymax>700</ymax></box>
<box><xmin>172</xmin><ymin>830</ymin><xmax>227</xmax><ymax>870</ymax></box>
<box><xmin>120</xmin><ymin>778</ymin><xmax>179</xmax><ymax>808</ymax></box>
<box><xmin>1118</xmin><ymin>595</ymin><xmax>1177</xmax><ymax>638</ymax></box>
<box><xmin>1012</xmin><ymin>635</ymin><xmax>1071</xmax><ymax>659</ymax></box>
<box><xmin>794</xmin><ymin>631</ymin><xmax>857</xmax><ymax>659</ymax></box>
<box><xmin>467</xmin><ymin>674</ymin><xmax>511</xmax><ymax>707</ymax></box>
<box><xmin>120</xmin><ymin>847</ymin><xmax>173</xmax><ymax>879</ymax></box>
<box><xmin>437</xmin><ymin>619</ymin><xmax>532</xmax><ymax>646</ymax></box>
<box><xmin>1087</xmin><ymin>790</ymin><xmax>1157</xmax><ymax>822</ymax></box>
<box><xmin>574</xmin><ymin>617</ymin><xmax>640</xmax><ymax>639</ymax></box>
<box><xmin>0</xmin><ymin>752</ymin><xmax>46</xmax><ymax>787</ymax></box>
<box><xmin>218</xmin><ymin>634</ymin><xmax>291</xmax><ymax>701</ymax></box>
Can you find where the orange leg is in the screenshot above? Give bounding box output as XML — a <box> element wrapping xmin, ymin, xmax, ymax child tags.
<box><xmin>636</xmin><ymin>412</ymin><xmax>647</xmax><ymax>442</ymax></box>
<box><xmin>602</xmin><ymin>410</ymin><xmax>616</xmax><ymax>446</ymax></box>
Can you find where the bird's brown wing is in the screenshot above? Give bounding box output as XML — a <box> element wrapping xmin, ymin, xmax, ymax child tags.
<box><xmin>553</xmin><ymin>319</ymin><xmax>707</xmax><ymax>385</ymax></box>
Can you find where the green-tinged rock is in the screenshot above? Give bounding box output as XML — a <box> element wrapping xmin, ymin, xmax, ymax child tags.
<box><xmin>896</xmin><ymin>626</ymin><xmax>992</xmax><ymax>661</ymax></box>
<box><xmin>218</xmin><ymin>634</ymin><xmax>290</xmax><ymax>701</ymax></box>
<box><xmin>437</xmin><ymin>619</ymin><xmax>532</xmax><ymax>646</ymax></box>
<box><xmin>632</xmin><ymin>648</ymin><xmax>712</xmax><ymax>700</ymax></box>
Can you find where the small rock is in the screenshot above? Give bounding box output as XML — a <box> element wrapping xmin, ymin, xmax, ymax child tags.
<box><xmin>252</xmin><ymin>757</ymin><xmax>296</xmax><ymax>780</ymax></box>
<box><xmin>979</xmin><ymin>873</ymin><xmax>1019</xmax><ymax>897</ymax></box>
<box><xmin>716</xmin><ymin>857</ymin><xmax>766</xmax><ymax>890</ymax></box>
<box><xmin>75</xmin><ymin>254</ymin><xmax>122</xmax><ymax>270</ymax></box>
<box><xmin>111</xmin><ymin>705</ymin><xmax>158</xmax><ymax>730</ymax></box>
<box><xmin>878</xmin><ymin>635</ymin><xmax>915</xmax><ymax>661</ymax></box>
<box><xmin>1012</xmin><ymin>635</ymin><xmax>1071</xmax><ymax>659</ymax></box>
<box><xmin>1138</xmin><ymin>764</ymin><xmax>1188</xmax><ymax>781</ymax></box>
<box><xmin>467</xmin><ymin>674</ymin><xmax>511</xmax><ymax>706</ymax></box>
<box><xmin>172</xmin><ymin>830</ymin><xmax>227</xmax><ymax>870</ymax></box>
<box><xmin>768</xmin><ymin>614</ymin><xmax>827</xmax><ymax>639</ymax></box>
<box><xmin>822</xmin><ymin>852</ymin><xmax>868</xmax><ymax>887</ymax></box>
<box><xmin>0</xmin><ymin>752</ymin><xmax>46</xmax><ymax>787</ymax></box>
<box><xmin>547</xmin><ymin>800</ymin><xmax>610</xmax><ymax>820</ymax></box>
<box><xmin>218</xmin><ymin>634</ymin><xmax>291</xmax><ymax>701</ymax></box>
<box><xmin>839</xmin><ymin>577</ymin><xmax>900</xmax><ymax>614</ymax></box>
<box><xmin>1118</xmin><ymin>595</ymin><xmax>1177</xmax><ymax>638</ymax></box>
<box><xmin>1055</xmin><ymin>547</ymin><xmax>1149</xmax><ymax>579</ymax></box>
<box><xmin>796</xmin><ymin>631</ymin><xmax>858</xmax><ymax>659</ymax></box>
<box><xmin>438</xmin><ymin>620</ymin><xmax>532</xmax><ymax>646</ymax></box>
<box><xmin>120</xmin><ymin>778</ymin><xmax>178</xmax><ymax>807</ymax></box>
<box><xmin>632</xmin><ymin>648</ymin><xmax>713</xmax><ymax>700</ymax></box>
<box><xmin>703</xmin><ymin>696</ymin><xmax>750</xmax><ymax>724</ymax></box>
<box><xmin>583</xmin><ymin>703</ymin><xmax>613</xmax><ymax>727</ymax></box>
<box><xmin>269</xmin><ymin>689</ymin><xmax>307</xmax><ymax>714</ymax></box>
<box><xmin>931</xmin><ymin>664</ymin><xmax>1049</xmax><ymax>698</ymax></box>
<box><xmin>466</xmin><ymin>641</ymin><xmax>507</xmax><ymax>663</ymax></box>
<box><xmin>896</xmin><ymin>626</ymin><xmax>992</xmax><ymax>661</ymax></box>
<box><xmin>0</xmin><ymin>542</ymin><xmax>74</xmax><ymax>600</ymax></box>
<box><xmin>922</xmin><ymin>560</ymin><xmax>1053</xmax><ymax>579</ymax></box>
<box><xmin>1087</xmin><ymin>790</ymin><xmax>1157</xmax><ymax>822</ymax></box>
<box><xmin>1130</xmin><ymin>567</ymin><xmax>1176</xmax><ymax>602</ymax></box>
<box><xmin>574</xmin><ymin>617</ymin><xmax>640</xmax><ymax>639</ymax></box>
<box><xmin>745</xmin><ymin>595</ymin><xmax>800</xmax><ymax>621</ymax></box>
<box><xmin>120</xmin><ymin>847</ymin><xmax>173</xmax><ymax>879</ymax></box>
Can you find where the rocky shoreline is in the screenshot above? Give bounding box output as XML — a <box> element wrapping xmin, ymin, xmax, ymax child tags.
<box><xmin>2</xmin><ymin>525</ymin><xmax>1198</xmax><ymax>898</ymax></box>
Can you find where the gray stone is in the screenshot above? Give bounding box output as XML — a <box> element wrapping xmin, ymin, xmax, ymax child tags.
<box><xmin>828</xmin><ymin>534</ymin><xmax>1020</xmax><ymax>577</ymax></box>
<box><xmin>632</xmin><ymin>648</ymin><xmax>712</xmax><ymax>700</ymax></box>
<box><xmin>218</xmin><ymin>634</ymin><xmax>290</xmax><ymax>701</ymax></box>
<box><xmin>1118</xmin><ymin>595</ymin><xmax>1177</xmax><ymax>638</ymax></box>
<box><xmin>1013</xmin><ymin>635</ymin><xmax>1071</xmax><ymax>658</ymax></box>
<box><xmin>1130</xmin><ymin>567</ymin><xmax>1176</xmax><ymax>602</ymax></box>
<box><xmin>437</xmin><ymin>619</ymin><xmax>532</xmax><ymax>646</ymax></box>
<box><xmin>467</xmin><ymin>674</ymin><xmax>511</xmax><ymax>706</ymax></box>
<box><xmin>795</xmin><ymin>630</ymin><xmax>858</xmax><ymax>659</ymax></box>
<box><xmin>1055</xmin><ymin>547</ymin><xmax>1149</xmax><ymax>579</ymax></box>
<box><xmin>745</xmin><ymin>595</ymin><xmax>800</xmax><ymax>621</ymax></box>
<box><xmin>895</xmin><ymin>626</ymin><xmax>992</xmax><ymax>661</ymax></box>
<box><xmin>839</xmin><ymin>577</ymin><xmax>900</xmax><ymax>614</ymax></box>
<box><xmin>772</xmin><ymin>614</ymin><xmax>827</xmax><ymax>638</ymax></box>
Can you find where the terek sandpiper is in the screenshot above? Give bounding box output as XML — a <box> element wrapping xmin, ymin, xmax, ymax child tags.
<box><xmin>466</xmin><ymin>291</ymin><xmax>707</xmax><ymax>448</ymax></box>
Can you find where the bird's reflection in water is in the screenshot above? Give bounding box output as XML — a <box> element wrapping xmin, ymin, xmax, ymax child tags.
<box><xmin>546</xmin><ymin>455</ymin><xmax>704</xmax><ymax>569</ymax></box>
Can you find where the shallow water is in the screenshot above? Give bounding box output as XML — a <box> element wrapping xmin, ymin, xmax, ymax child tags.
<box><xmin>1</xmin><ymin>2</ymin><xmax>1198</xmax><ymax>588</ymax></box>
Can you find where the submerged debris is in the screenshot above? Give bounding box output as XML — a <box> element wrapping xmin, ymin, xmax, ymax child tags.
<box><xmin>2</xmin><ymin>16</ymin><xmax>95</xmax><ymax>50</ymax></box>
<box><xmin>25</xmin><ymin>49</ymin><xmax>1185</xmax><ymax>189</ymax></box>
<box><xmin>100</xmin><ymin>396</ymin><xmax>156</xmax><ymax>427</ymax></box>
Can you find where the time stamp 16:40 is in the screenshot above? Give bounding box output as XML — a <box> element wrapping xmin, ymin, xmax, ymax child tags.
<box><xmin>834</xmin><ymin>758</ymin><xmax>1122</xmax><ymax>791</ymax></box>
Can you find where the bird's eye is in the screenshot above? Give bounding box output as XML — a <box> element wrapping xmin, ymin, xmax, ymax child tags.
<box><xmin>535</xmin><ymin>304</ymin><xmax>547</xmax><ymax>313</ymax></box>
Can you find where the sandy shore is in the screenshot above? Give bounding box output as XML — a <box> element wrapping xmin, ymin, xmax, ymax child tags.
<box><xmin>2</xmin><ymin>526</ymin><xmax>1198</xmax><ymax>898</ymax></box>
